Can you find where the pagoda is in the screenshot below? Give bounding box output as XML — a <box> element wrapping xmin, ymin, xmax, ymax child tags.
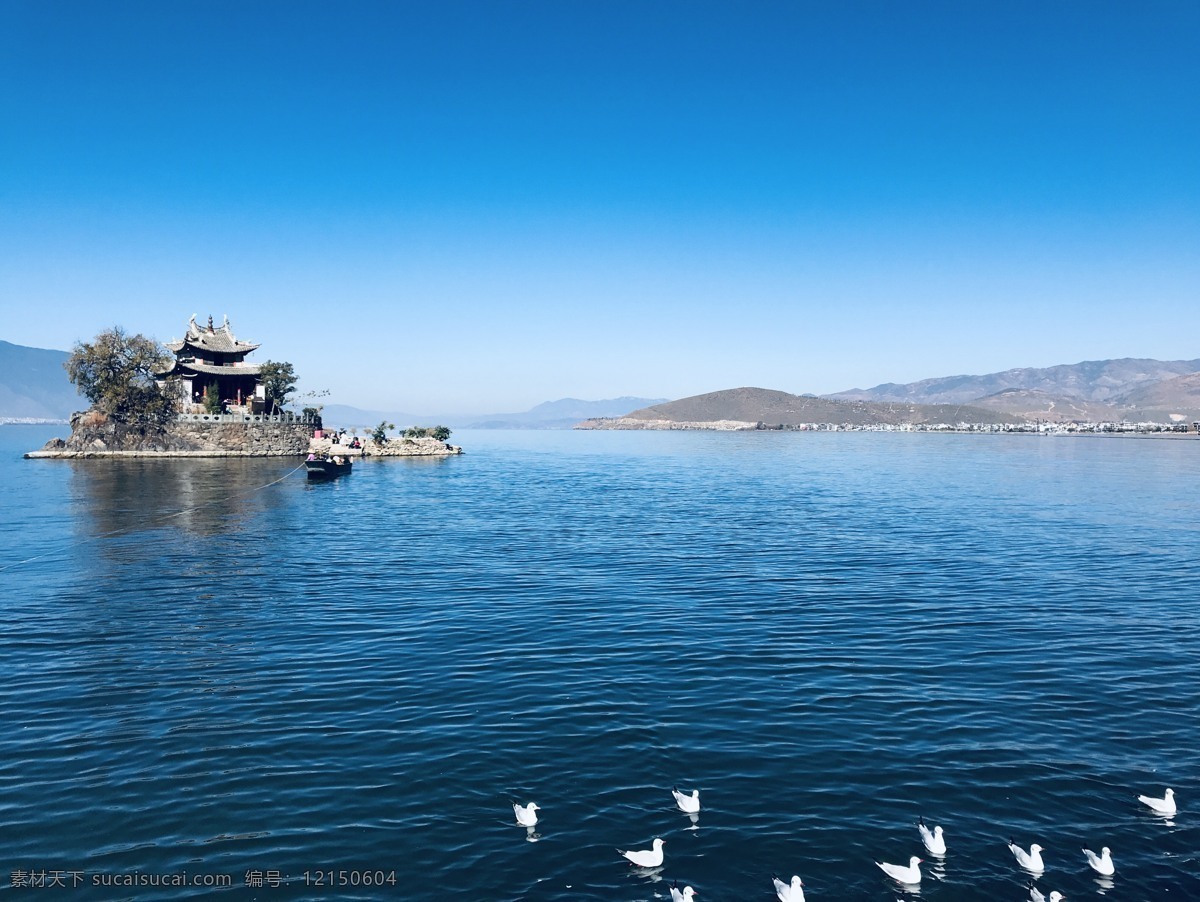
<box><xmin>158</xmin><ymin>314</ymin><xmax>265</xmax><ymax>413</ymax></box>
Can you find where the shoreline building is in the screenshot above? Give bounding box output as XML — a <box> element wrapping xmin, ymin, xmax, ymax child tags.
<box><xmin>157</xmin><ymin>315</ymin><xmax>265</xmax><ymax>414</ymax></box>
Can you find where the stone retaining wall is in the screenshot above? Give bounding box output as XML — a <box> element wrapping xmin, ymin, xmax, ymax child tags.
<box><xmin>170</xmin><ymin>421</ymin><xmax>313</xmax><ymax>455</ymax></box>
<box><xmin>26</xmin><ymin>417</ymin><xmax>314</xmax><ymax>458</ymax></box>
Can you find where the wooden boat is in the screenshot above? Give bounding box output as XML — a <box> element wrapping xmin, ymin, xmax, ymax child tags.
<box><xmin>305</xmin><ymin>455</ymin><xmax>353</xmax><ymax>480</ymax></box>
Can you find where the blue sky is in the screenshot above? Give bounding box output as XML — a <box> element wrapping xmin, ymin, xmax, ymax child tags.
<box><xmin>2</xmin><ymin>1</ymin><xmax>1197</xmax><ymax>414</ymax></box>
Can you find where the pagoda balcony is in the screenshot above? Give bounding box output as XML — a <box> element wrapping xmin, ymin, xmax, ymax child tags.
<box><xmin>176</xmin><ymin>411</ymin><xmax>321</xmax><ymax>425</ymax></box>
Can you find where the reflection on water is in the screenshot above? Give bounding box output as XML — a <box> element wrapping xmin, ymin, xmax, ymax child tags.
<box><xmin>626</xmin><ymin>865</ymin><xmax>664</xmax><ymax>883</ymax></box>
<box><xmin>70</xmin><ymin>457</ymin><xmax>300</xmax><ymax>539</ymax></box>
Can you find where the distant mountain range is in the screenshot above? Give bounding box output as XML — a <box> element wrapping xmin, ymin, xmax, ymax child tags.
<box><xmin>581</xmin><ymin>358</ymin><xmax>1200</xmax><ymax>428</ymax></box>
<box><xmin>0</xmin><ymin>339</ymin><xmax>664</xmax><ymax>427</ymax></box>
<box><xmin>826</xmin><ymin>358</ymin><xmax>1200</xmax><ymax>423</ymax></box>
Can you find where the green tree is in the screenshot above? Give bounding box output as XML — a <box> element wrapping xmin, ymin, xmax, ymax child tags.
<box><xmin>401</xmin><ymin>425</ymin><xmax>452</xmax><ymax>441</ymax></box>
<box><xmin>372</xmin><ymin>421</ymin><xmax>395</xmax><ymax>444</ymax></box>
<box><xmin>202</xmin><ymin>385</ymin><xmax>224</xmax><ymax>414</ymax></box>
<box><xmin>64</xmin><ymin>327</ymin><xmax>178</xmax><ymax>427</ymax></box>
<box><xmin>259</xmin><ymin>360</ymin><xmax>299</xmax><ymax>413</ymax></box>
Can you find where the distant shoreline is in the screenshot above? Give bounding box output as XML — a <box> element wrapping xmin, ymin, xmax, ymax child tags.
<box><xmin>575</xmin><ymin>417</ymin><xmax>1199</xmax><ymax>438</ymax></box>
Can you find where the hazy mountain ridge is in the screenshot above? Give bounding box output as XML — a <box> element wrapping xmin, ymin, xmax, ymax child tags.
<box><xmin>462</xmin><ymin>397</ymin><xmax>668</xmax><ymax>429</ymax></box>
<box><xmin>6</xmin><ymin>338</ymin><xmax>1199</xmax><ymax>426</ymax></box>
<box><xmin>313</xmin><ymin>398</ymin><xmax>667</xmax><ymax>430</ymax></box>
<box><xmin>0</xmin><ymin>337</ymin><xmax>662</xmax><ymax>427</ymax></box>
<box><xmin>0</xmin><ymin>341</ymin><xmax>76</xmax><ymax>420</ymax></box>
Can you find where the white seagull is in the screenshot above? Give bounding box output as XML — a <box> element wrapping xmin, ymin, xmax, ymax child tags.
<box><xmin>1029</xmin><ymin>887</ymin><xmax>1065</xmax><ymax>902</ymax></box>
<box><xmin>1138</xmin><ymin>787</ymin><xmax>1176</xmax><ymax>816</ymax></box>
<box><xmin>619</xmin><ymin>837</ymin><xmax>665</xmax><ymax>868</ymax></box>
<box><xmin>1083</xmin><ymin>846</ymin><xmax>1114</xmax><ymax>876</ymax></box>
<box><xmin>669</xmin><ymin>880</ymin><xmax>697</xmax><ymax>902</ymax></box>
<box><xmin>917</xmin><ymin>817</ymin><xmax>946</xmax><ymax>856</ymax></box>
<box><xmin>1008</xmin><ymin>841</ymin><xmax>1045</xmax><ymax>873</ymax></box>
<box><xmin>772</xmin><ymin>873</ymin><xmax>805</xmax><ymax>901</ymax></box>
<box><xmin>512</xmin><ymin>801</ymin><xmax>539</xmax><ymax>827</ymax></box>
<box><xmin>876</xmin><ymin>856</ymin><xmax>922</xmax><ymax>884</ymax></box>
<box><xmin>672</xmin><ymin>786</ymin><xmax>701</xmax><ymax>814</ymax></box>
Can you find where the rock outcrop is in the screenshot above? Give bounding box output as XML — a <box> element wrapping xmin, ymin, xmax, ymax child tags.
<box><xmin>310</xmin><ymin>436</ymin><xmax>462</xmax><ymax>457</ymax></box>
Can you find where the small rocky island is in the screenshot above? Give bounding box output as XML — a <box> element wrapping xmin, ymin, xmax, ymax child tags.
<box><xmin>26</xmin><ymin>315</ymin><xmax>462</xmax><ymax>459</ymax></box>
<box><xmin>309</xmin><ymin>431</ymin><xmax>461</xmax><ymax>459</ymax></box>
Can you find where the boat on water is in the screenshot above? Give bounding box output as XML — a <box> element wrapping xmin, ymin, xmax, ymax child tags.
<box><xmin>305</xmin><ymin>455</ymin><xmax>353</xmax><ymax>480</ymax></box>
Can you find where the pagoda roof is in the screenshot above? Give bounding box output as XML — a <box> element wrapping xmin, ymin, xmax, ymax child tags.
<box><xmin>179</xmin><ymin>361</ymin><xmax>263</xmax><ymax>376</ymax></box>
<box><xmin>156</xmin><ymin>360</ymin><xmax>263</xmax><ymax>377</ymax></box>
<box><xmin>165</xmin><ymin>314</ymin><xmax>261</xmax><ymax>355</ymax></box>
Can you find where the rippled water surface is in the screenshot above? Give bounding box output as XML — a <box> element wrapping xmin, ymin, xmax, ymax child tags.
<box><xmin>3</xmin><ymin>426</ymin><xmax>1199</xmax><ymax>900</ymax></box>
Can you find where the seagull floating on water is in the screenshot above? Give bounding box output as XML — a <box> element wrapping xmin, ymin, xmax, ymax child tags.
<box><xmin>669</xmin><ymin>879</ymin><xmax>697</xmax><ymax>902</ymax></box>
<box><xmin>1083</xmin><ymin>846</ymin><xmax>1114</xmax><ymax>876</ymax></box>
<box><xmin>772</xmin><ymin>873</ymin><xmax>805</xmax><ymax>901</ymax></box>
<box><xmin>876</xmin><ymin>856</ymin><xmax>922</xmax><ymax>884</ymax></box>
<box><xmin>672</xmin><ymin>786</ymin><xmax>701</xmax><ymax>814</ymax></box>
<box><xmin>619</xmin><ymin>837</ymin><xmax>665</xmax><ymax>868</ymax></box>
<box><xmin>1138</xmin><ymin>787</ymin><xmax>1176</xmax><ymax>816</ymax></box>
<box><xmin>917</xmin><ymin>817</ymin><xmax>946</xmax><ymax>856</ymax></box>
<box><xmin>1008</xmin><ymin>840</ymin><xmax>1045</xmax><ymax>873</ymax></box>
<box><xmin>512</xmin><ymin>801</ymin><xmax>539</xmax><ymax>827</ymax></box>
<box><xmin>1029</xmin><ymin>885</ymin><xmax>1065</xmax><ymax>902</ymax></box>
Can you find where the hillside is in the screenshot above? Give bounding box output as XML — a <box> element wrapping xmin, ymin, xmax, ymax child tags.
<box><xmin>580</xmin><ymin>387</ymin><xmax>1025</xmax><ymax>429</ymax></box>
<box><xmin>964</xmin><ymin>389</ymin><xmax>1114</xmax><ymax>422</ymax></box>
<box><xmin>1112</xmin><ymin>373</ymin><xmax>1200</xmax><ymax>422</ymax></box>
<box><xmin>0</xmin><ymin>340</ymin><xmax>76</xmax><ymax>420</ymax></box>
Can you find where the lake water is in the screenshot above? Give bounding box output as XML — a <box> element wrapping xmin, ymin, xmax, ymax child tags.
<box><xmin>2</xmin><ymin>425</ymin><xmax>1198</xmax><ymax>900</ymax></box>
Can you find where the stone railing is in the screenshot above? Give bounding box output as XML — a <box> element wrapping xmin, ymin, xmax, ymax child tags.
<box><xmin>176</xmin><ymin>411</ymin><xmax>320</xmax><ymax>425</ymax></box>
